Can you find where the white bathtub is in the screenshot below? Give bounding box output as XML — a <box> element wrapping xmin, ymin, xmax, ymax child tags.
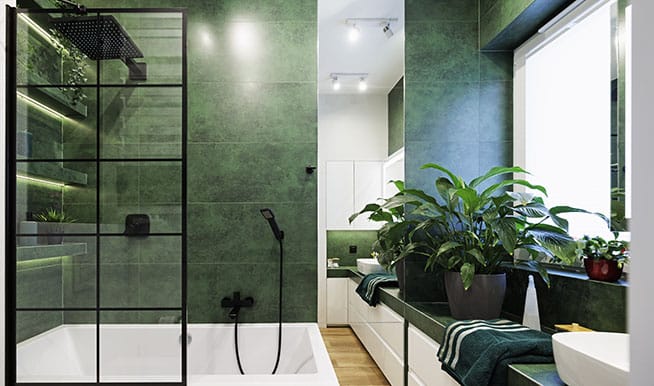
<box><xmin>17</xmin><ymin>323</ymin><xmax>339</xmax><ymax>385</ymax></box>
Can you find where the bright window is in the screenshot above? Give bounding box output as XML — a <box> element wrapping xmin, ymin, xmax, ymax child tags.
<box><xmin>515</xmin><ymin>0</ymin><xmax>617</xmax><ymax>239</ymax></box>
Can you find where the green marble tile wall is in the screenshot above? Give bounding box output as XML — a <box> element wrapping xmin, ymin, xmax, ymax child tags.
<box><xmin>16</xmin><ymin>258</ymin><xmax>63</xmax><ymax>342</ymax></box>
<box><xmin>502</xmin><ymin>269</ymin><xmax>627</xmax><ymax>332</ymax></box>
<box><xmin>184</xmin><ymin>0</ymin><xmax>317</xmax><ymax>323</ymax></box>
<box><xmin>55</xmin><ymin>0</ymin><xmax>319</xmax><ymax>324</ymax></box>
<box><xmin>14</xmin><ymin>1</ymin><xmax>315</xmax><ymax>329</ymax></box>
<box><xmin>326</xmin><ymin>231</ymin><xmax>378</xmax><ymax>267</ymax></box>
<box><xmin>388</xmin><ymin>77</ymin><xmax>405</xmax><ymax>156</ymax></box>
<box><xmin>403</xmin><ymin>0</ymin><xmax>513</xmax><ymax>301</ymax></box>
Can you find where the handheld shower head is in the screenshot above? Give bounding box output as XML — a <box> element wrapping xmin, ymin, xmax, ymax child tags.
<box><xmin>260</xmin><ymin>208</ymin><xmax>284</xmax><ymax>241</ymax></box>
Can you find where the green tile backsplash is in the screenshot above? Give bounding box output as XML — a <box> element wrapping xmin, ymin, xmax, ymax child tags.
<box><xmin>326</xmin><ymin>231</ymin><xmax>378</xmax><ymax>267</ymax></box>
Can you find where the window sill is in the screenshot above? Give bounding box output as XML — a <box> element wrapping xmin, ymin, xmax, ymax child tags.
<box><xmin>511</xmin><ymin>260</ymin><xmax>629</xmax><ymax>288</ymax></box>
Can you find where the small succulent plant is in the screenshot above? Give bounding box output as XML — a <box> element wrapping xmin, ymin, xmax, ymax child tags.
<box><xmin>34</xmin><ymin>208</ymin><xmax>76</xmax><ymax>223</ymax></box>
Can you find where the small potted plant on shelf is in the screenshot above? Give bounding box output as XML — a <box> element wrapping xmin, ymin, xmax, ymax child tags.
<box><xmin>34</xmin><ymin>208</ymin><xmax>76</xmax><ymax>245</ymax></box>
<box><xmin>575</xmin><ymin>233</ymin><xmax>629</xmax><ymax>282</ymax></box>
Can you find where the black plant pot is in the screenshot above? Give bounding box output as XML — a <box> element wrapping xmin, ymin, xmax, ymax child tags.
<box><xmin>39</xmin><ymin>223</ymin><xmax>64</xmax><ymax>245</ymax></box>
<box><xmin>394</xmin><ymin>260</ymin><xmax>405</xmax><ymax>299</ymax></box>
<box><xmin>444</xmin><ymin>271</ymin><xmax>506</xmax><ymax>320</ymax></box>
<box><xmin>47</xmin><ymin>234</ymin><xmax>64</xmax><ymax>245</ymax></box>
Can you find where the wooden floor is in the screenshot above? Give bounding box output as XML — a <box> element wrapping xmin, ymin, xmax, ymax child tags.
<box><xmin>321</xmin><ymin>327</ymin><xmax>390</xmax><ymax>386</ymax></box>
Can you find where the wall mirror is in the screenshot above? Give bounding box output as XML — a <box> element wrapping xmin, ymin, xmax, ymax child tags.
<box><xmin>318</xmin><ymin>0</ymin><xmax>405</xmax><ymax>232</ymax></box>
<box><xmin>317</xmin><ymin>0</ymin><xmax>404</xmax><ymax>327</ymax></box>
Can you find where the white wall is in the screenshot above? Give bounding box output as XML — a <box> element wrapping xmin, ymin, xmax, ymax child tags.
<box><xmin>318</xmin><ymin>94</ymin><xmax>388</xmax><ymax>161</ymax></box>
<box><xmin>629</xmin><ymin>0</ymin><xmax>654</xmax><ymax>384</ymax></box>
<box><xmin>1</xmin><ymin>4</ymin><xmax>15</xmax><ymax>384</ymax></box>
<box><xmin>317</xmin><ymin>93</ymin><xmax>388</xmax><ymax>327</ymax></box>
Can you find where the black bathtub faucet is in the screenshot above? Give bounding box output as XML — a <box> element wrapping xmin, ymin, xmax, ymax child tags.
<box><xmin>221</xmin><ymin>292</ymin><xmax>254</xmax><ymax>319</ymax></box>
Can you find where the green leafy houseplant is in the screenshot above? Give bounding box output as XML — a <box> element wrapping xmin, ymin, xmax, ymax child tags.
<box><xmin>352</xmin><ymin>164</ymin><xmax>586</xmax><ymax>287</ymax></box>
<box><xmin>348</xmin><ymin>180</ymin><xmax>427</xmax><ymax>270</ymax></box>
<box><xmin>412</xmin><ymin>163</ymin><xmax>596</xmax><ymax>290</ymax></box>
<box><xmin>575</xmin><ymin>234</ymin><xmax>629</xmax><ymax>266</ymax></box>
<box><xmin>575</xmin><ymin>234</ymin><xmax>628</xmax><ymax>282</ymax></box>
<box><xmin>351</xmin><ymin>163</ymin><xmax>594</xmax><ymax>319</ymax></box>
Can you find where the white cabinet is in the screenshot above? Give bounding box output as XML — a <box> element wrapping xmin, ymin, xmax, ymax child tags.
<box><xmin>347</xmin><ymin>279</ymin><xmax>404</xmax><ymax>386</ymax></box>
<box><xmin>408</xmin><ymin>324</ymin><xmax>458</xmax><ymax>386</ymax></box>
<box><xmin>325</xmin><ymin>161</ymin><xmax>383</xmax><ymax>229</ymax></box>
<box><xmin>326</xmin><ymin>278</ymin><xmax>349</xmax><ymax>325</ymax></box>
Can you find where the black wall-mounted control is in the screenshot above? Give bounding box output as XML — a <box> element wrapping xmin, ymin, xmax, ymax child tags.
<box><xmin>124</xmin><ymin>214</ymin><xmax>150</xmax><ymax>237</ymax></box>
<box><xmin>349</xmin><ymin>245</ymin><xmax>357</xmax><ymax>254</ymax></box>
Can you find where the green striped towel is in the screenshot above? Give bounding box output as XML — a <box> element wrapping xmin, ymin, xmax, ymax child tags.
<box><xmin>437</xmin><ymin>319</ymin><xmax>554</xmax><ymax>386</ymax></box>
<box><xmin>355</xmin><ymin>273</ymin><xmax>397</xmax><ymax>306</ymax></box>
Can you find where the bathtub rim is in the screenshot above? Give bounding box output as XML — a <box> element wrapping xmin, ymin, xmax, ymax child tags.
<box><xmin>16</xmin><ymin>322</ymin><xmax>338</xmax><ymax>385</ymax></box>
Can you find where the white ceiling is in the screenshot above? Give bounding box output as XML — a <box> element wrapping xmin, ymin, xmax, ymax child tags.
<box><xmin>318</xmin><ymin>0</ymin><xmax>404</xmax><ymax>95</ymax></box>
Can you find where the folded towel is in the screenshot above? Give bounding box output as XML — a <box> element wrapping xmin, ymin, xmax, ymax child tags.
<box><xmin>355</xmin><ymin>273</ymin><xmax>398</xmax><ymax>306</ymax></box>
<box><xmin>437</xmin><ymin>319</ymin><xmax>554</xmax><ymax>386</ymax></box>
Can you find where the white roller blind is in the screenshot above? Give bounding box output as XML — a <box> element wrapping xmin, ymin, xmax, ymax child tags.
<box><xmin>525</xmin><ymin>1</ymin><xmax>613</xmax><ymax>238</ymax></box>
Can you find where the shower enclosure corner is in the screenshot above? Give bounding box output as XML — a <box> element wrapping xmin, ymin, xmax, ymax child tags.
<box><xmin>5</xmin><ymin>5</ymin><xmax>188</xmax><ymax>385</ymax></box>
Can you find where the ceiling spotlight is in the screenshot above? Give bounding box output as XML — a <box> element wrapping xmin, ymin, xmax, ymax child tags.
<box><xmin>348</xmin><ymin>24</ymin><xmax>360</xmax><ymax>42</ymax></box>
<box><xmin>383</xmin><ymin>23</ymin><xmax>394</xmax><ymax>39</ymax></box>
<box><xmin>358</xmin><ymin>77</ymin><xmax>368</xmax><ymax>92</ymax></box>
<box><xmin>332</xmin><ymin>76</ymin><xmax>341</xmax><ymax>91</ymax></box>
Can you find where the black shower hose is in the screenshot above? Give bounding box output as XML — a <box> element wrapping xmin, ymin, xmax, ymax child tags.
<box><xmin>234</xmin><ymin>238</ymin><xmax>283</xmax><ymax>375</ymax></box>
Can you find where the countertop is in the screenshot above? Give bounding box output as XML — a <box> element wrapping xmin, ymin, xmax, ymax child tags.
<box><xmin>328</xmin><ymin>266</ymin><xmax>564</xmax><ymax>386</ymax></box>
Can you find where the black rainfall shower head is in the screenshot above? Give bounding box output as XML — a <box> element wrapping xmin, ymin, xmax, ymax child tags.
<box><xmin>260</xmin><ymin>208</ymin><xmax>284</xmax><ymax>241</ymax></box>
<box><xmin>51</xmin><ymin>15</ymin><xmax>144</xmax><ymax>61</ymax></box>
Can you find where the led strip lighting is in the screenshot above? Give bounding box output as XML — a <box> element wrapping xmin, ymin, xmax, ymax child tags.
<box><xmin>17</xmin><ymin>13</ymin><xmax>64</xmax><ymax>49</ymax></box>
<box><xmin>17</xmin><ymin>92</ymin><xmax>67</xmax><ymax>120</ymax></box>
<box><xmin>16</xmin><ymin>175</ymin><xmax>66</xmax><ymax>187</ymax></box>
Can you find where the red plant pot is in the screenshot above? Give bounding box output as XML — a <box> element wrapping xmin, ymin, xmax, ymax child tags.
<box><xmin>583</xmin><ymin>258</ymin><xmax>623</xmax><ymax>282</ymax></box>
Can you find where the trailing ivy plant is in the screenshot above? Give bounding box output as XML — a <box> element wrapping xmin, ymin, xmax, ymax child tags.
<box><xmin>48</xmin><ymin>28</ymin><xmax>89</xmax><ymax>105</ymax></box>
<box><xmin>41</xmin><ymin>0</ymin><xmax>90</xmax><ymax>105</ymax></box>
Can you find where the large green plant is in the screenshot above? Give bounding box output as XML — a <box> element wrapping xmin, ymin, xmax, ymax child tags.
<box><xmin>348</xmin><ymin>181</ymin><xmax>428</xmax><ymax>269</ymax></box>
<box><xmin>351</xmin><ymin>163</ymin><xmax>596</xmax><ymax>290</ymax></box>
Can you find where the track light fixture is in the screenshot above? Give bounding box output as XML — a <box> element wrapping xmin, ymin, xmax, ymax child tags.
<box><xmin>348</xmin><ymin>23</ymin><xmax>360</xmax><ymax>42</ymax></box>
<box><xmin>331</xmin><ymin>76</ymin><xmax>341</xmax><ymax>91</ymax></box>
<box><xmin>345</xmin><ymin>18</ymin><xmax>398</xmax><ymax>40</ymax></box>
<box><xmin>358</xmin><ymin>77</ymin><xmax>368</xmax><ymax>92</ymax></box>
<box><xmin>382</xmin><ymin>22</ymin><xmax>394</xmax><ymax>39</ymax></box>
<box><xmin>329</xmin><ymin>73</ymin><xmax>369</xmax><ymax>92</ymax></box>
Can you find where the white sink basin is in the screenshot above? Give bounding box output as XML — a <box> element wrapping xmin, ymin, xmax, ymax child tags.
<box><xmin>553</xmin><ymin>332</ymin><xmax>629</xmax><ymax>386</ymax></box>
<box><xmin>356</xmin><ymin>258</ymin><xmax>386</xmax><ymax>275</ymax></box>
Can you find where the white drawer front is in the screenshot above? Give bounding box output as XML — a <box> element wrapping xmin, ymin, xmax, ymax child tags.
<box><xmin>408</xmin><ymin>325</ymin><xmax>458</xmax><ymax>386</ymax></box>
<box><xmin>381</xmin><ymin>342</ymin><xmax>404</xmax><ymax>386</ymax></box>
<box><xmin>327</xmin><ymin>278</ymin><xmax>349</xmax><ymax>325</ymax></box>
<box><xmin>408</xmin><ymin>370</ymin><xmax>426</xmax><ymax>386</ymax></box>
<box><xmin>369</xmin><ymin>305</ymin><xmax>404</xmax><ymax>359</ymax></box>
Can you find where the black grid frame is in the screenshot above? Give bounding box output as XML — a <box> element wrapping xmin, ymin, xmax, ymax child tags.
<box><xmin>5</xmin><ymin>7</ymin><xmax>188</xmax><ymax>386</ymax></box>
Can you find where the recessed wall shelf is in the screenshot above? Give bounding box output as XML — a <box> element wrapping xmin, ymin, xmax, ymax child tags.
<box><xmin>18</xmin><ymin>73</ymin><xmax>88</xmax><ymax>118</ymax></box>
<box><xmin>17</xmin><ymin>242</ymin><xmax>87</xmax><ymax>262</ymax></box>
<box><xmin>17</xmin><ymin>163</ymin><xmax>88</xmax><ymax>186</ymax></box>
